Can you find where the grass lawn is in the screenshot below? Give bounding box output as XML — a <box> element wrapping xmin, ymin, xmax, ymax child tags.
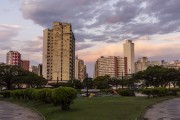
<box><xmin>0</xmin><ymin>96</ymin><xmax>175</xmax><ymax>120</ymax></box>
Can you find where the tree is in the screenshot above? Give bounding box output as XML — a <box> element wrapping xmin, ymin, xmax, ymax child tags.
<box><xmin>83</xmin><ymin>77</ymin><xmax>94</xmax><ymax>89</ymax></box>
<box><xmin>133</xmin><ymin>66</ymin><xmax>180</xmax><ymax>88</ymax></box>
<box><xmin>108</xmin><ymin>77</ymin><xmax>121</xmax><ymax>90</ymax></box>
<box><xmin>67</xmin><ymin>79</ymin><xmax>83</xmax><ymax>89</ymax></box>
<box><xmin>17</xmin><ymin>71</ymin><xmax>47</xmax><ymax>88</ymax></box>
<box><xmin>94</xmin><ymin>75</ymin><xmax>110</xmax><ymax>89</ymax></box>
<box><xmin>0</xmin><ymin>64</ymin><xmax>22</xmax><ymax>90</ymax></box>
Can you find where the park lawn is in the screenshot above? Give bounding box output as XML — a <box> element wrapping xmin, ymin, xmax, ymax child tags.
<box><xmin>0</xmin><ymin>96</ymin><xmax>175</xmax><ymax>120</ymax></box>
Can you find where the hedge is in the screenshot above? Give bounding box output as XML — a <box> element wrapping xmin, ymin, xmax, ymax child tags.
<box><xmin>118</xmin><ymin>89</ymin><xmax>135</xmax><ymax>96</ymax></box>
<box><xmin>140</xmin><ymin>88</ymin><xmax>179</xmax><ymax>98</ymax></box>
<box><xmin>2</xmin><ymin>87</ymin><xmax>77</xmax><ymax>111</ymax></box>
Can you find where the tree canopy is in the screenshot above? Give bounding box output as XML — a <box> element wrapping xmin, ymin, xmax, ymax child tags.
<box><xmin>0</xmin><ymin>63</ymin><xmax>47</xmax><ymax>90</ymax></box>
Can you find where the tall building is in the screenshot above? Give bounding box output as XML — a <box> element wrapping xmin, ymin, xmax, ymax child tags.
<box><xmin>31</xmin><ymin>66</ymin><xmax>38</xmax><ymax>74</ymax></box>
<box><xmin>94</xmin><ymin>56</ymin><xmax>127</xmax><ymax>78</ymax></box>
<box><xmin>123</xmin><ymin>40</ymin><xmax>135</xmax><ymax>74</ymax></box>
<box><xmin>38</xmin><ymin>64</ymin><xmax>42</xmax><ymax>76</ymax></box>
<box><xmin>75</xmin><ymin>56</ymin><xmax>86</xmax><ymax>82</ymax></box>
<box><xmin>135</xmin><ymin>57</ymin><xmax>148</xmax><ymax>72</ymax></box>
<box><xmin>6</xmin><ymin>51</ymin><xmax>21</xmax><ymax>66</ymax></box>
<box><xmin>43</xmin><ymin>22</ymin><xmax>75</xmax><ymax>83</ymax></box>
<box><xmin>21</xmin><ymin>60</ymin><xmax>30</xmax><ymax>71</ymax></box>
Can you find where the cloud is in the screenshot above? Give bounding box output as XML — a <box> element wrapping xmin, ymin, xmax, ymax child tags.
<box><xmin>0</xmin><ymin>24</ymin><xmax>21</xmax><ymax>52</ymax></box>
<box><xmin>19</xmin><ymin>0</ymin><xmax>180</xmax><ymax>48</ymax></box>
<box><xmin>21</xmin><ymin>36</ymin><xmax>43</xmax><ymax>52</ymax></box>
<box><xmin>15</xmin><ymin>0</ymin><xmax>180</xmax><ymax>77</ymax></box>
<box><xmin>76</xmin><ymin>43</ymin><xmax>94</xmax><ymax>51</ymax></box>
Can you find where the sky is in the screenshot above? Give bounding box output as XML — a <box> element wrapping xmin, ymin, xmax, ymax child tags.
<box><xmin>0</xmin><ymin>0</ymin><xmax>180</xmax><ymax>77</ymax></box>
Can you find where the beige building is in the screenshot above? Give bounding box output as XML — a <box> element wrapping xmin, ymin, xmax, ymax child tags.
<box><xmin>135</xmin><ymin>57</ymin><xmax>148</xmax><ymax>72</ymax></box>
<box><xmin>75</xmin><ymin>56</ymin><xmax>86</xmax><ymax>82</ymax></box>
<box><xmin>43</xmin><ymin>22</ymin><xmax>75</xmax><ymax>83</ymax></box>
<box><xmin>123</xmin><ymin>40</ymin><xmax>135</xmax><ymax>74</ymax></box>
<box><xmin>94</xmin><ymin>56</ymin><xmax>127</xmax><ymax>78</ymax></box>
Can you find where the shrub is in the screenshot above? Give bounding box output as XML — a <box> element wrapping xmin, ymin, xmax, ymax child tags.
<box><xmin>36</xmin><ymin>88</ymin><xmax>53</xmax><ymax>103</ymax></box>
<box><xmin>24</xmin><ymin>88</ymin><xmax>36</xmax><ymax>100</ymax></box>
<box><xmin>52</xmin><ymin>87</ymin><xmax>77</xmax><ymax>110</ymax></box>
<box><xmin>118</xmin><ymin>89</ymin><xmax>135</xmax><ymax>96</ymax></box>
<box><xmin>31</xmin><ymin>89</ymin><xmax>40</xmax><ymax>101</ymax></box>
<box><xmin>11</xmin><ymin>90</ymin><xmax>22</xmax><ymax>99</ymax></box>
<box><xmin>142</xmin><ymin>89</ymin><xmax>152</xmax><ymax>98</ymax></box>
<box><xmin>1</xmin><ymin>90</ymin><xmax>11</xmax><ymax>98</ymax></box>
<box><xmin>45</xmin><ymin>89</ymin><xmax>54</xmax><ymax>104</ymax></box>
<box><xmin>168</xmin><ymin>88</ymin><xmax>178</xmax><ymax>96</ymax></box>
<box><xmin>100</xmin><ymin>89</ymin><xmax>114</xmax><ymax>94</ymax></box>
<box><xmin>142</xmin><ymin>88</ymin><xmax>168</xmax><ymax>98</ymax></box>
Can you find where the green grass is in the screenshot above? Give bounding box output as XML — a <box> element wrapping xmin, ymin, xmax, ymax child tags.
<box><xmin>0</xmin><ymin>96</ymin><xmax>175</xmax><ymax>120</ymax></box>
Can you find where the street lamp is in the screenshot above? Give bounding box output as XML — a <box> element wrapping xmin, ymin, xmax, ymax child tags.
<box><xmin>56</xmin><ymin>71</ymin><xmax>59</xmax><ymax>87</ymax></box>
<box><xmin>86</xmin><ymin>78</ymin><xmax>89</xmax><ymax>97</ymax></box>
<box><xmin>122</xmin><ymin>71</ymin><xmax>124</xmax><ymax>89</ymax></box>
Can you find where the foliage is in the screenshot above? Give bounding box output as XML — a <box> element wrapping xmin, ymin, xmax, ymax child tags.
<box><xmin>118</xmin><ymin>89</ymin><xmax>135</xmax><ymax>96</ymax></box>
<box><xmin>0</xmin><ymin>63</ymin><xmax>47</xmax><ymax>90</ymax></box>
<box><xmin>1</xmin><ymin>90</ymin><xmax>11</xmax><ymax>98</ymax></box>
<box><xmin>94</xmin><ymin>75</ymin><xmax>110</xmax><ymax>89</ymax></box>
<box><xmin>142</xmin><ymin>87</ymin><xmax>168</xmax><ymax>98</ymax></box>
<box><xmin>133</xmin><ymin>66</ymin><xmax>180</xmax><ymax>88</ymax></box>
<box><xmin>108</xmin><ymin>77</ymin><xmax>121</xmax><ymax>90</ymax></box>
<box><xmin>16</xmin><ymin>71</ymin><xmax>47</xmax><ymax>88</ymax></box>
<box><xmin>67</xmin><ymin>80</ymin><xmax>83</xmax><ymax>89</ymax></box>
<box><xmin>0</xmin><ymin>64</ymin><xmax>22</xmax><ymax>90</ymax></box>
<box><xmin>52</xmin><ymin>87</ymin><xmax>77</xmax><ymax>110</ymax></box>
<box><xmin>11</xmin><ymin>89</ymin><xmax>23</xmax><ymax>99</ymax></box>
<box><xmin>83</xmin><ymin>77</ymin><xmax>94</xmax><ymax>89</ymax></box>
<box><xmin>35</xmin><ymin>88</ymin><xmax>53</xmax><ymax>103</ymax></box>
<box><xmin>100</xmin><ymin>89</ymin><xmax>114</xmax><ymax>94</ymax></box>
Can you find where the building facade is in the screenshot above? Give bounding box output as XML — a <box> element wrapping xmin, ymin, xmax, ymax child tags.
<box><xmin>75</xmin><ymin>56</ymin><xmax>86</xmax><ymax>82</ymax></box>
<box><xmin>43</xmin><ymin>22</ymin><xmax>75</xmax><ymax>83</ymax></box>
<box><xmin>21</xmin><ymin>60</ymin><xmax>30</xmax><ymax>71</ymax></box>
<box><xmin>6</xmin><ymin>51</ymin><xmax>21</xmax><ymax>66</ymax></box>
<box><xmin>135</xmin><ymin>57</ymin><xmax>149</xmax><ymax>72</ymax></box>
<box><xmin>31</xmin><ymin>66</ymin><xmax>38</xmax><ymax>74</ymax></box>
<box><xmin>38</xmin><ymin>64</ymin><xmax>42</xmax><ymax>76</ymax></box>
<box><xmin>94</xmin><ymin>56</ymin><xmax>127</xmax><ymax>78</ymax></box>
<box><xmin>123</xmin><ymin>40</ymin><xmax>135</xmax><ymax>74</ymax></box>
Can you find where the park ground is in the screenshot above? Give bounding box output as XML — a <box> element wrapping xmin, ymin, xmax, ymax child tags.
<box><xmin>0</xmin><ymin>95</ymin><xmax>178</xmax><ymax>120</ymax></box>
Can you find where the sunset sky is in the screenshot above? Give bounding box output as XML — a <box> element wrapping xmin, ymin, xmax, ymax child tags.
<box><xmin>0</xmin><ymin>0</ymin><xmax>180</xmax><ymax>77</ymax></box>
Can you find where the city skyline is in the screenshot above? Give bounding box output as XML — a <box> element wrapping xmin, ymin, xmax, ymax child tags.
<box><xmin>0</xmin><ymin>0</ymin><xmax>180</xmax><ymax>77</ymax></box>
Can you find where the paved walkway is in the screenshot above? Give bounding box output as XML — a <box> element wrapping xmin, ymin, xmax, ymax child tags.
<box><xmin>0</xmin><ymin>101</ymin><xmax>43</xmax><ymax>120</ymax></box>
<box><xmin>143</xmin><ymin>98</ymin><xmax>180</xmax><ymax>120</ymax></box>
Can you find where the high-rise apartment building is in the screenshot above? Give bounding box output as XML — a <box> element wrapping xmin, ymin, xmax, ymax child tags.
<box><xmin>6</xmin><ymin>51</ymin><xmax>21</xmax><ymax>66</ymax></box>
<box><xmin>21</xmin><ymin>60</ymin><xmax>30</xmax><ymax>71</ymax></box>
<box><xmin>135</xmin><ymin>57</ymin><xmax>148</xmax><ymax>72</ymax></box>
<box><xmin>31</xmin><ymin>66</ymin><xmax>38</xmax><ymax>74</ymax></box>
<box><xmin>38</xmin><ymin>64</ymin><xmax>42</xmax><ymax>76</ymax></box>
<box><xmin>123</xmin><ymin>40</ymin><xmax>135</xmax><ymax>74</ymax></box>
<box><xmin>94</xmin><ymin>56</ymin><xmax>127</xmax><ymax>78</ymax></box>
<box><xmin>43</xmin><ymin>22</ymin><xmax>75</xmax><ymax>83</ymax></box>
<box><xmin>75</xmin><ymin>56</ymin><xmax>86</xmax><ymax>82</ymax></box>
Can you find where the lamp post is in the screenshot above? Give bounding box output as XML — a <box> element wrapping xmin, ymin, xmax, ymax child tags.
<box><xmin>86</xmin><ymin>78</ymin><xmax>89</xmax><ymax>97</ymax></box>
<box><xmin>56</xmin><ymin>71</ymin><xmax>59</xmax><ymax>87</ymax></box>
<box><xmin>122</xmin><ymin>71</ymin><xmax>124</xmax><ymax>89</ymax></box>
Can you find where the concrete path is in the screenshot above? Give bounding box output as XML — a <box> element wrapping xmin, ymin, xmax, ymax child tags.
<box><xmin>0</xmin><ymin>101</ymin><xmax>43</xmax><ymax>120</ymax></box>
<box><xmin>143</xmin><ymin>98</ymin><xmax>180</xmax><ymax>120</ymax></box>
